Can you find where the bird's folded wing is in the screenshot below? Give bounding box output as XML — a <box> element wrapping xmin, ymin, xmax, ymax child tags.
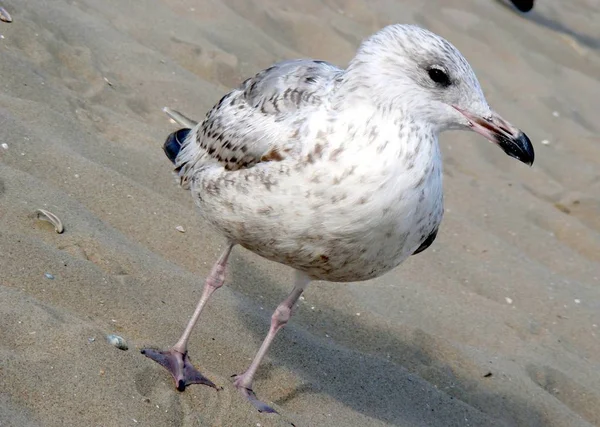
<box><xmin>175</xmin><ymin>59</ymin><xmax>342</xmax><ymax>186</ymax></box>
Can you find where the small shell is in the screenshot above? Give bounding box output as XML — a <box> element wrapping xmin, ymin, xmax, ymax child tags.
<box><xmin>44</xmin><ymin>273</ymin><xmax>55</xmax><ymax>280</ymax></box>
<box><xmin>35</xmin><ymin>209</ymin><xmax>64</xmax><ymax>233</ymax></box>
<box><xmin>0</xmin><ymin>6</ymin><xmax>12</xmax><ymax>23</ymax></box>
<box><xmin>175</xmin><ymin>225</ymin><xmax>185</xmax><ymax>233</ymax></box>
<box><xmin>106</xmin><ymin>334</ymin><xmax>128</xmax><ymax>350</ymax></box>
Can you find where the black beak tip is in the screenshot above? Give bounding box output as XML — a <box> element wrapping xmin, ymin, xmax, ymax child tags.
<box><xmin>498</xmin><ymin>131</ymin><xmax>535</xmax><ymax>167</ymax></box>
<box><xmin>516</xmin><ymin>131</ymin><xmax>535</xmax><ymax>166</ymax></box>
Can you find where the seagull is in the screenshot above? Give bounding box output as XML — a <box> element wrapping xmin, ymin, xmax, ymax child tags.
<box><xmin>142</xmin><ymin>24</ymin><xmax>534</xmax><ymax>413</ymax></box>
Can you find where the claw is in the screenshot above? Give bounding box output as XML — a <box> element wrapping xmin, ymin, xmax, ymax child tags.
<box><xmin>232</xmin><ymin>374</ymin><xmax>277</xmax><ymax>413</ymax></box>
<box><xmin>141</xmin><ymin>348</ymin><xmax>218</xmax><ymax>391</ymax></box>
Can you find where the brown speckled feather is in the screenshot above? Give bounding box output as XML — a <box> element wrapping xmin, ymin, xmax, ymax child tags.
<box><xmin>175</xmin><ymin>59</ymin><xmax>342</xmax><ymax>188</ymax></box>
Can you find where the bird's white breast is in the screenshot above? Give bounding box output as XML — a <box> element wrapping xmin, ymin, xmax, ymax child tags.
<box><xmin>192</xmin><ymin>107</ymin><xmax>444</xmax><ymax>282</ymax></box>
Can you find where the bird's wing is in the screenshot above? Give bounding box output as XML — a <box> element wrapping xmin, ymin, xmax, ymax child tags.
<box><xmin>412</xmin><ymin>227</ymin><xmax>438</xmax><ymax>255</ymax></box>
<box><xmin>175</xmin><ymin>59</ymin><xmax>343</xmax><ymax>187</ymax></box>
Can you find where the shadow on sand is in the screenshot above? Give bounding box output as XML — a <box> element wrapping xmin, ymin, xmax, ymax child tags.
<box><xmin>227</xmin><ymin>257</ymin><xmax>551</xmax><ymax>427</ymax></box>
<box><xmin>496</xmin><ymin>0</ymin><xmax>600</xmax><ymax>51</ymax></box>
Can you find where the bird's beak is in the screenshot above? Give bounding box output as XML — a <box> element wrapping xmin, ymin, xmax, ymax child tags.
<box><xmin>453</xmin><ymin>106</ymin><xmax>534</xmax><ymax>166</ymax></box>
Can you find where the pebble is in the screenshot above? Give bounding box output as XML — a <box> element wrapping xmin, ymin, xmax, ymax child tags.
<box><xmin>541</xmin><ymin>139</ymin><xmax>550</xmax><ymax>145</ymax></box>
<box><xmin>1</xmin><ymin>143</ymin><xmax>7</xmax><ymax>149</ymax></box>
<box><xmin>44</xmin><ymin>273</ymin><xmax>55</xmax><ymax>280</ymax></box>
<box><xmin>505</xmin><ymin>297</ymin><xmax>513</xmax><ymax>304</ymax></box>
<box><xmin>552</xmin><ymin>111</ymin><xmax>560</xmax><ymax>117</ymax></box>
<box><xmin>175</xmin><ymin>225</ymin><xmax>185</xmax><ymax>233</ymax></box>
<box><xmin>106</xmin><ymin>334</ymin><xmax>128</xmax><ymax>350</ymax></box>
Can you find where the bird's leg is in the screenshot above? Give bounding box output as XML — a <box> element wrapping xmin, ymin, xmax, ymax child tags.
<box><xmin>232</xmin><ymin>271</ymin><xmax>310</xmax><ymax>413</ymax></box>
<box><xmin>141</xmin><ymin>242</ymin><xmax>235</xmax><ymax>392</ymax></box>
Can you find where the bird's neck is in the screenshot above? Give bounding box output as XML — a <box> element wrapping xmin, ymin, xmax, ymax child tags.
<box><xmin>329</xmin><ymin>100</ymin><xmax>439</xmax><ymax>168</ymax></box>
<box><xmin>332</xmin><ymin>67</ymin><xmax>382</xmax><ymax>109</ymax></box>
<box><xmin>332</xmin><ymin>64</ymin><xmax>441</xmax><ymax>159</ymax></box>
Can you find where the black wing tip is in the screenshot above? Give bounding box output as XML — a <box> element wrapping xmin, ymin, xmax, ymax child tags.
<box><xmin>163</xmin><ymin>128</ymin><xmax>191</xmax><ymax>164</ymax></box>
<box><xmin>412</xmin><ymin>228</ymin><xmax>438</xmax><ymax>255</ymax></box>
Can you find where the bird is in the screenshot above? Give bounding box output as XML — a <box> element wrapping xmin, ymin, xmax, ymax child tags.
<box><xmin>142</xmin><ymin>24</ymin><xmax>534</xmax><ymax>414</ymax></box>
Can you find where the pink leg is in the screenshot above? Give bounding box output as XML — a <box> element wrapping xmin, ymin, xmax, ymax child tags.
<box><xmin>233</xmin><ymin>271</ymin><xmax>310</xmax><ymax>413</ymax></box>
<box><xmin>142</xmin><ymin>242</ymin><xmax>235</xmax><ymax>391</ymax></box>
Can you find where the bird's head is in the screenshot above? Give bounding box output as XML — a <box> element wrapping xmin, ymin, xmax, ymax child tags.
<box><xmin>348</xmin><ymin>24</ymin><xmax>534</xmax><ymax>166</ymax></box>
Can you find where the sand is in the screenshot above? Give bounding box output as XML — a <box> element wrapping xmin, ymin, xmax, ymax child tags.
<box><xmin>1</xmin><ymin>0</ymin><xmax>599</xmax><ymax>426</ymax></box>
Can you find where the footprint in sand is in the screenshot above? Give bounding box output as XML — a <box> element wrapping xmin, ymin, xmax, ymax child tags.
<box><xmin>526</xmin><ymin>364</ymin><xmax>600</xmax><ymax>425</ymax></box>
<box><xmin>58</xmin><ymin>241</ymin><xmax>129</xmax><ymax>278</ymax></box>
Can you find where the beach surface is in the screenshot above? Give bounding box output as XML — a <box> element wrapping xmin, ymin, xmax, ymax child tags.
<box><xmin>1</xmin><ymin>0</ymin><xmax>599</xmax><ymax>425</ymax></box>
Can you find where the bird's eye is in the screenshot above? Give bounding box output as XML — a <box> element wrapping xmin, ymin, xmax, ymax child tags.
<box><xmin>427</xmin><ymin>66</ymin><xmax>451</xmax><ymax>87</ymax></box>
